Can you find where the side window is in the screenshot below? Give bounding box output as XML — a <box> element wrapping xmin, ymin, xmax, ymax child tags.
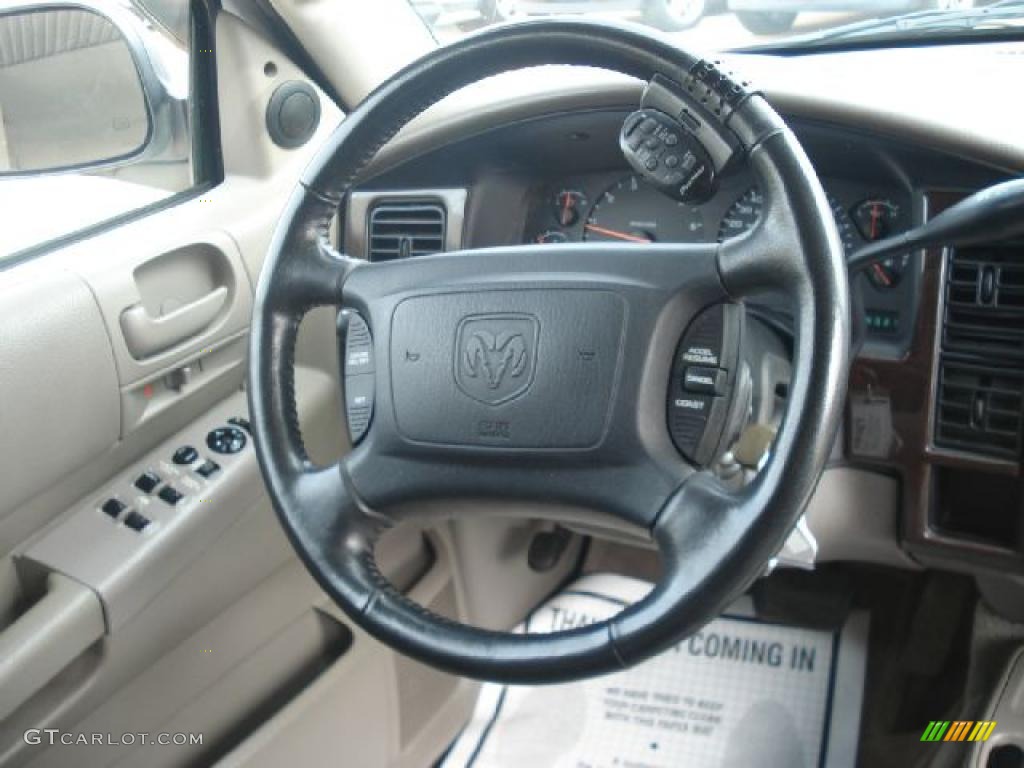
<box><xmin>0</xmin><ymin>0</ymin><xmax>211</xmax><ymax>261</ymax></box>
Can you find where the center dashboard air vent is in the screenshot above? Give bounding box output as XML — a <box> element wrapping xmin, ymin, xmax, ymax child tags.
<box><xmin>367</xmin><ymin>201</ymin><xmax>446</xmax><ymax>262</ymax></box>
<box><xmin>935</xmin><ymin>246</ymin><xmax>1024</xmax><ymax>459</ymax></box>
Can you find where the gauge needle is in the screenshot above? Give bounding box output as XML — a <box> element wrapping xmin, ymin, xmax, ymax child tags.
<box><xmin>870</xmin><ymin>204</ymin><xmax>880</xmax><ymax>240</ymax></box>
<box><xmin>562</xmin><ymin>194</ymin><xmax>572</xmax><ymax>226</ymax></box>
<box><xmin>871</xmin><ymin>261</ymin><xmax>892</xmax><ymax>287</ymax></box>
<box><xmin>583</xmin><ymin>224</ymin><xmax>651</xmax><ymax>243</ymax></box>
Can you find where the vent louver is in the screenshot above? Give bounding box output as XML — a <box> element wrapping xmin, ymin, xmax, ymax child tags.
<box><xmin>935</xmin><ymin>246</ymin><xmax>1024</xmax><ymax>459</ymax></box>
<box><xmin>943</xmin><ymin>247</ymin><xmax>1024</xmax><ymax>358</ymax></box>
<box><xmin>367</xmin><ymin>201</ymin><xmax>445</xmax><ymax>262</ymax></box>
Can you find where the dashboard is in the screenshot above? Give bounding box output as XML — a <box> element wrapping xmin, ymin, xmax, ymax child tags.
<box><xmin>347</xmin><ymin>96</ymin><xmax>1022</xmax><ymax>578</ymax></box>
<box><xmin>354</xmin><ymin>108</ymin><xmax>963</xmax><ymax>359</ymax></box>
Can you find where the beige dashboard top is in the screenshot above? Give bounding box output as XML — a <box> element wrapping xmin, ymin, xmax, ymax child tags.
<box><xmin>361</xmin><ymin>42</ymin><xmax>1024</xmax><ymax>180</ymax></box>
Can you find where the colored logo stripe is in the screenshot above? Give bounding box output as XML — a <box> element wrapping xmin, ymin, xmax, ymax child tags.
<box><xmin>920</xmin><ymin>721</ymin><xmax>996</xmax><ymax>742</ymax></box>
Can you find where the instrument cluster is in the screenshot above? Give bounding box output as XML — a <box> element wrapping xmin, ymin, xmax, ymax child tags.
<box><xmin>522</xmin><ymin>170</ymin><xmax>917</xmax><ymax>346</ymax></box>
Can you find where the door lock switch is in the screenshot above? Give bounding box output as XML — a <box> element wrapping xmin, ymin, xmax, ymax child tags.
<box><xmin>172</xmin><ymin>445</ymin><xmax>198</xmax><ymax>465</ymax></box>
<box><xmin>196</xmin><ymin>460</ymin><xmax>220</xmax><ymax>478</ymax></box>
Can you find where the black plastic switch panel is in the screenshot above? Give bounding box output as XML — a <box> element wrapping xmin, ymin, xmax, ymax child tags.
<box><xmin>207</xmin><ymin>426</ymin><xmax>247</xmax><ymax>455</ymax></box>
<box><xmin>228</xmin><ymin>417</ymin><xmax>251</xmax><ymax>434</ymax></box>
<box><xmin>620</xmin><ymin>108</ymin><xmax>717</xmax><ymax>204</ymax></box>
<box><xmin>101</xmin><ymin>498</ymin><xmax>126</xmax><ymax>519</ymax></box>
<box><xmin>667</xmin><ymin>303</ymin><xmax>743</xmax><ymax>465</ymax></box>
<box><xmin>196</xmin><ymin>460</ymin><xmax>220</xmax><ymax>478</ymax></box>
<box><xmin>134</xmin><ymin>471</ymin><xmax>161</xmax><ymax>493</ymax></box>
<box><xmin>339</xmin><ymin>310</ymin><xmax>376</xmax><ymax>445</ymax></box>
<box><xmin>172</xmin><ymin>445</ymin><xmax>199</xmax><ymax>465</ymax></box>
<box><xmin>124</xmin><ymin>511</ymin><xmax>150</xmax><ymax>532</ymax></box>
<box><xmin>158</xmin><ymin>485</ymin><xmax>184</xmax><ymax>506</ymax></box>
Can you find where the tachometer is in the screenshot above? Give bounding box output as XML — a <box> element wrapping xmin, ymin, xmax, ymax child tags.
<box><xmin>583</xmin><ymin>175</ymin><xmax>705</xmax><ymax>244</ymax></box>
<box><xmin>716</xmin><ymin>187</ymin><xmax>763</xmax><ymax>242</ymax></box>
<box><xmin>718</xmin><ymin>186</ymin><xmax>857</xmax><ymax>256</ymax></box>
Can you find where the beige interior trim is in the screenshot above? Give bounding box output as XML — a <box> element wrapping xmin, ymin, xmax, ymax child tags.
<box><xmin>0</xmin><ymin>573</ymin><xmax>104</xmax><ymax>722</ymax></box>
<box><xmin>264</xmin><ymin>0</ymin><xmax>433</xmax><ymax>107</ymax></box>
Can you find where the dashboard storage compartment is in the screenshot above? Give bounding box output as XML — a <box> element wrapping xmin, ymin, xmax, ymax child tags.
<box><xmin>932</xmin><ymin>466</ymin><xmax>1024</xmax><ymax>551</ymax></box>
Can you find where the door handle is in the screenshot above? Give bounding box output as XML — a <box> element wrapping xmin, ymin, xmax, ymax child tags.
<box><xmin>0</xmin><ymin>573</ymin><xmax>104</xmax><ymax>720</ymax></box>
<box><xmin>120</xmin><ymin>286</ymin><xmax>228</xmax><ymax>359</ymax></box>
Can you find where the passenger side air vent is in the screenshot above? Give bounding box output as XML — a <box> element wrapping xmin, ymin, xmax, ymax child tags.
<box><xmin>367</xmin><ymin>201</ymin><xmax>446</xmax><ymax>262</ymax></box>
<box><xmin>935</xmin><ymin>246</ymin><xmax>1024</xmax><ymax>459</ymax></box>
<box><xmin>935</xmin><ymin>362</ymin><xmax>1024</xmax><ymax>459</ymax></box>
<box><xmin>943</xmin><ymin>246</ymin><xmax>1024</xmax><ymax>358</ymax></box>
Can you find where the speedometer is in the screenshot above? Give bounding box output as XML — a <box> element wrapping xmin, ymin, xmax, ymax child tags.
<box><xmin>717</xmin><ymin>186</ymin><xmax>857</xmax><ymax>256</ymax></box>
<box><xmin>584</xmin><ymin>175</ymin><xmax>705</xmax><ymax>244</ymax></box>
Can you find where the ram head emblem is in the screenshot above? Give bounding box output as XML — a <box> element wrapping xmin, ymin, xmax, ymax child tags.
<box><xmin>454</xmin><ymin>315</ymin><xmax>538</xmax><ymax>405</ymax></box>
<box><xmin>462</xmin><ymin>331</ymin><xmax>527</xmax><ymax>389</ymax></box>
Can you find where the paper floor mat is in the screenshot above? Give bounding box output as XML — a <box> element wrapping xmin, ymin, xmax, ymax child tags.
<box><xmin>443</xmin><ymin>573</ymin><xmax>868</xmax><ymax>768</ymax></box>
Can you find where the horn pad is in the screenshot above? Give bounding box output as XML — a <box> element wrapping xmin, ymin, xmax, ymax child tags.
<box><xmin>389</xmin><ymin>289</ymin><xmax>626</xmax><ymax>449</ymax></box>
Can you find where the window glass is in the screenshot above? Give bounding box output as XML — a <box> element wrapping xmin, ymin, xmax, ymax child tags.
<box><xmin>409</xmin><ymin>0</ymin><xmax>1023</xmax><ymax>51</ymax></box>
<box><xmin>0</xmin><ymin>0</ymin><xmax>198</xmax><ymax>260</ymax></box>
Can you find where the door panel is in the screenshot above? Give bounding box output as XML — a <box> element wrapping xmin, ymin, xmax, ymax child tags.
<box><xmin>0</xmin><ymin>9</ymin><xmax>351</xmax><ymax>766</ymax></box>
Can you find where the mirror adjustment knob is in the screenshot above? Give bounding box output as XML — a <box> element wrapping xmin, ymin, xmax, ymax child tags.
<box><xmin>206</xmin><ymin>426</ymin><xmax>247</xmax><ymax>455</ymax></box>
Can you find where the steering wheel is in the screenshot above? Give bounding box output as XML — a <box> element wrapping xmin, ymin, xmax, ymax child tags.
<box><xmin>248</xmin><ymin>20</ymin><xmax>849</xmax><ymax>684</ymax></box>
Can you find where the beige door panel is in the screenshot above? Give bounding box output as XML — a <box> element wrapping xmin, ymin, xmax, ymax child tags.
<box><xmin>0</xmin><ymin>11</ymin><xmax>353</xmax><ymax>767</ymax></box>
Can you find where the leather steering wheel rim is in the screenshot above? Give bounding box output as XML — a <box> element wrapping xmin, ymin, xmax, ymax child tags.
<box><xmin>248</xmin><ymin>19</ymin><xmax>850</xmax><ymax>684</ymax></box>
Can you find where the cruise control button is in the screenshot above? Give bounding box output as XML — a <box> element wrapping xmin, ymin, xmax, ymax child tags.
<box><xmin>342</xmin><ymin>311</ymin><xmax>374</xmax><ymax>375</ymax></box>
<box><xmin>134</xmin><ymin>471</ymin><xmax>161</xmax><ymax>494</ymax></box>
<box><xmin>101</xmin><ymin>498</ymin><xmax>126</xmax><ymax>519</ymax></box>
<box><xmin>124</xmin><ymin>511</ymin><xmax>150</xmax><ymax>532</ymax></box>
<box><xmin>158</xmin><ymin>486</ymin><xmax>184</xmax><ymax>506</ymax></box>
<box><xmin>172</xmin><ymin>445</ymin><xmax>198</xmax><ymax>465</ymax></box>
<box><xmin>683</xmin><ymin>366</ymin><xmax>727</xmax><ymax>396</ymax></box>
<box><xmin>345</xmin><ymin>373</ymin><xmax>375</xmax><ymax>445</ymax></box>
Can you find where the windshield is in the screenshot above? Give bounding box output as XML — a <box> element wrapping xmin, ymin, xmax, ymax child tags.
<box><xmin>408</xmin><ymin>0</ymin><xmax>1024</xmax><ymax>51</ymax></box>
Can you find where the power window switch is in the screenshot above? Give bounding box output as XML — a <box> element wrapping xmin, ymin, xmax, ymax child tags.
<box><xmin>124</xmin><ymin>511</ymin><xmax>150</xmax><ymax>532</ymax></box>
<box><xmin>101</xmin><ymin>498</ymin><xmax>126</xmax><ymax>519</ymax></box>
<box><xmin>195</xmin><ymin>460</ymin><xmax>220</xmax><ymax>479</ymax></box>
<box><xmin>134</xmin><ymin>471</ymin><xmax>161</xmax><ymax>494</ymax></box>
<box><xmin>158</xmin><ymin>485</ymin><xmax>184</xmax><ymax>506</ymax></box>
